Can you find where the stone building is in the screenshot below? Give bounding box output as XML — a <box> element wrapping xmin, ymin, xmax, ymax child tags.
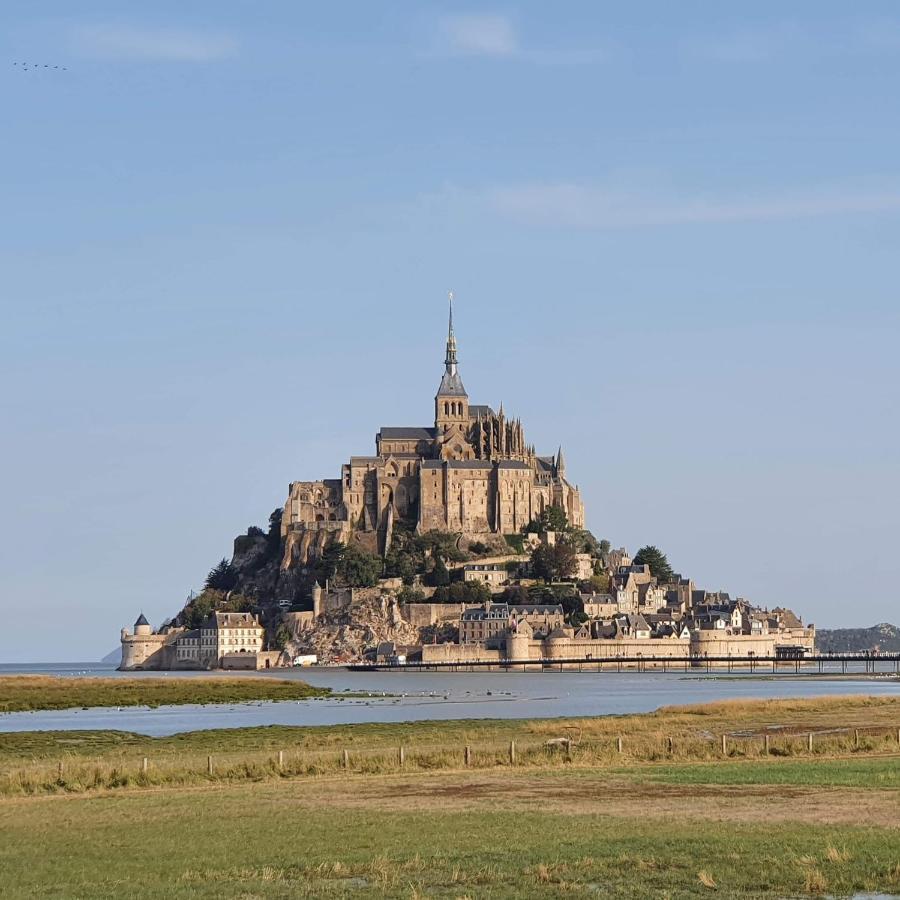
<box><xmin>459</xmin><ymin>602</ymin><xmax>566</xmax><ymax>647</ymax></box>
<box><xmin>199</xmin><ymin>612</ymin><xmax>264</xmax><ymax>668</ymax></box>
<box><xmin>120</xmin><ymin>611</ymin><xmax>265</xmax><ymax>670</ymax></box>
<box><xmin>282</xmin><ymin>300</ymin><xmax>585</xmax><ymax>566</ymax></box>
<box><xmin>119</xmin><ymin>614</ymin><xmax>182</xmax><ymax>670</ymax></box>
<box><xmin>463</xmin><ymin>562</ymin><xmax>510</xmax><ymax>587</ymax></box>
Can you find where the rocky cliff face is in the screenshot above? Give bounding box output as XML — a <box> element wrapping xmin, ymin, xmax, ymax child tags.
<box><xmin>283</xmin><ymin>589</ymin><xmax>428</xmax><ymax>664</ymax></box>
<box><xmin>229</xmin><ymin>532</ymin><xmax>311</xmax><ymax>610</ymax></box>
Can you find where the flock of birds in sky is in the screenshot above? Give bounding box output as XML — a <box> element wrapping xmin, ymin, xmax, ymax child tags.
<box><xmin>13</xmin><ymin>62</ymin><xmax>68</xmax><ymax>71</ymax></box>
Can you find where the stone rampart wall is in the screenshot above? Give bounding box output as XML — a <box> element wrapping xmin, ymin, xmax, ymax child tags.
<box><xmin>402</xmin><ymin>602</ymin><xmax>471</xmax><ymax>628</ymax></box>
<box><xmin>421</xmin><ymin>643</ymin><xmax>502</xmax><ymax>663</ymax></box>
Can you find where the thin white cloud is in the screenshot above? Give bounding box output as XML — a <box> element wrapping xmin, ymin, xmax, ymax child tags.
<box><xmin>692</xmin><ymin>19</ymin><xmax>900</xmax><ymax>64</ymax></box>
<box><xmin>486</xmin><ymin>180</ymin><xmax>900</xmax><ymax>228</ymax></box>
<box><xmin>431</xmin><ymin>13</ymin><xmax>604</xmax><ymax>65</ymax></box>
<box><xmin>72</xmin><ymin>24</ymin><xmax>237</xmax><ymax>62</ymax></box>
<box><xmin>438</xmin><ymin>14</ymin><xmax>518</xmax><ymax>57</ymax></box>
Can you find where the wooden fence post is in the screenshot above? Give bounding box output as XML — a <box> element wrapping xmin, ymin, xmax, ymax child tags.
<box><xmin>141</xmin><ymin>757</ymin><xmax>148</xmax><ymax>774</ymax></box>
<box><xmin>57</xmin><ymin>761</ymin><xmax>64</xmax><ymax>780</ymax></box>
<box><xmin>509</xmin><ymin>741</ymin><xmax>517</xmax><ymax>765</ymax></box>
<box><xmin>616</xmin><ymin>737</ymin><xmax>623</xmax><ymax>754</ymax></box>
<box><xmin>342</xmin><ymin>749</ymin><xmax>350</xmax><ymax>769</ymax></box>
<box><xmin>897</xmin><ymin>727</ymin><xmax>900</xmax><ymax>746</ymax></box>
<box><xmin>465</xmin><ymin>745</ymin><xmax>472</xmax><ymax>767</ymax></box>
<box><xmin>207</xmin><ymin>755</ymin><xmax>213</xmax><ymax>775</ymax></box>
<box><xmin>808</xmin><ymin>733</ymin><xmax>814</xmax><ymax>752</ymax></box>
<box><xmin>565</xmin><ymin>738</ymin><xmax>573</xmax><ymax>760</ymax></box>
<box><xmin>764</xmin><ymin>734</ymin><xmax>770</xmax><ymax>755</ymax></box>
<box><xmin>399</xmin><ymin>746</ymin><xmax>405</xmax><ymax>768</ymax></box>
<box><xmin>721</xmin><ymin>734</ymin><xmax>727</xmax><ymax>756</ymax></box>
<box><xmin>855</xmin><ymin>729</ymin><xmax>860</xmax><ymax>749</ymax></box>
<box><xmin>666</xmin><ymin>736</ymin><xmax>673</xmax><ymax>755</ymax></box>
<box><xmin>277</xmin><ymin>751</ymin><xmax>284</xmax><ymax>770</ymax></box>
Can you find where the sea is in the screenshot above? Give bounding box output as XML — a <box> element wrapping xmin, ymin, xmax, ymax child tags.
<box><xmin>1</xmin><ymin>661</ymin><xmax>897</xmax><ymax>737</ymax></box>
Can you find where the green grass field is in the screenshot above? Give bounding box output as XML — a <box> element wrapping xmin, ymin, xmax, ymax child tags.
<box><xmin>2</xmin><ymin>695</ymin><xmax>899</xmax><ymax>897</ymax></box>
<box><xmin>0</xmin><ymin>771</ymin><xmax>898</xmax><ymax>898</ymax></box>
<box><xmin>646</xmin><ymin>756</ymin><xmax>900</xmax><ymax>788</ymax></box>
<box><xmin>0</xmin><ymin>674</ymin><xmax>329</xmax><ymax>712</ymax></box>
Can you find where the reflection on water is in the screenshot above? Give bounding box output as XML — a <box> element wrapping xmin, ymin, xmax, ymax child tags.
<box><xmin>0</xmin><ymin>662</ymin><xmax>897</xmax><ymax>736</ymax></box>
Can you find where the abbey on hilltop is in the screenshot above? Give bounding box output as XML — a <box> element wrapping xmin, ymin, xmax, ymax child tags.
<box><xmin>281</xmin><ymin>298</ymin><xmax>585</xmax><ymax>567</ymax></box>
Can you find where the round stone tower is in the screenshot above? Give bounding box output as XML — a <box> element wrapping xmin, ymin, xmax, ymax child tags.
<box><xmin>506</xmin><ymin>627</ymin><xmax>531</xmax><ymax>663</ymax></box>
<box><xmin>119</xmin><ymin>613</ymin><xmax>166</xmax><ymax>670</ymax></box>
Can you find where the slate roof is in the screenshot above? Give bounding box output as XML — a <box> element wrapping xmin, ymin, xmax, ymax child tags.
<box><xmin>462</xmin><ymin>604</ymin><xmax>510</xmax><ymax>621</ymax></box>
<box><xmin>498</xmin><ymin>460</ymin><xmax>529</xmax><ymax>469</ymax></box>
<box><xmin>772</xmin><ymin>607</ymin><xmax>802</xmax><ymax>628</ymax></box>
<box><xmin>509</xmin><ymin>604</ymin><xmax>564</xmax><ymax>615</ymax></box>
<box><xmin>134</xmin><ymin>613</ymin><xmax>150</xmax><ymax>627</ymax></box>
<box><xmin>202</xmin><ymin>612</ymin><xmax>262</xmax><ymax>629</ymax></box>
<box><xmin>469</xmin><ymin>404</ymin><xmax>496</xmax><ymax>418</ymax></box>
<box><xmin>436</xmin><ymin>370</ymin><xmax>467</xmax><ymax>396</ymax></box>
<box><xmin>379</xmin><ymin>427</ymin><xmax>437</xmax><ymax>440</ymax></box>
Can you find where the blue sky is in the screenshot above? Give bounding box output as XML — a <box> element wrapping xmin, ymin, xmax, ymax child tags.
<box><xmin>1</xmin><ymin>2</ymin><xmax>898</xmax><ymax>661</ymax></box>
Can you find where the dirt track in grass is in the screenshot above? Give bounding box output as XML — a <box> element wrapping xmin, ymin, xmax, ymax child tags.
<box><xmin>250</xmin><ymin>768</ymin><xmax>900</xmax><ymax>828</ymax></box>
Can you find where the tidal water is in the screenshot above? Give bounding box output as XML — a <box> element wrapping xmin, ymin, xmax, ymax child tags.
<box><xmin>0</xmin><ymin>662</ymin><xmax>897</xmax><ymax>736</ymax></box>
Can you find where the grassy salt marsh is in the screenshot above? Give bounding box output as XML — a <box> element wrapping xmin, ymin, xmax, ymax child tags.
<box><xmin>0</xmin><ymin>674</ymin><xmax>329</xmax><ymax>712</ymax></box>
<box><xmin>1</xmin><ymin>696</ymin><xmax>899</xmax><ymax>896</ymax></box>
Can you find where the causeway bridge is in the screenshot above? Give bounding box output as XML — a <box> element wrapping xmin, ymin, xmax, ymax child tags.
<box><xmin>349</xmin><ymin>652</ymin><xmax>900</xmax><ymax>675</ymax></box>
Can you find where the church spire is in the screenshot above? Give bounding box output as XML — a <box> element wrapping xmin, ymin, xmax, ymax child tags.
<box><xmin>556</xmin><ymin>445</ymin><xmax>566</xmax><ymax>478</ymax></box>
<box><xmin>444</xmin><ymin>290</ymin><xmax>458</xmax><ymax>375</ymax></box>
<box><xmin>435</xmin><ymin>291</ymin><xmax>467</xmax><ymax>414</ymax></box>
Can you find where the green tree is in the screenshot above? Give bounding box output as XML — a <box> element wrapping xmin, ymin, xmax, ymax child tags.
<box><xmin>270</xmin><ymin>623</ymin><xmax>292</xmax><ymax>651</ymax></box>
<box><xmin>221</xmin><ymin>593</ymin><xmax>255</xmax><ymax>613</ymax></box>
<box><xmin>205</xmin><ymin>558</ymin><xmax>238</xmax><ymax>591</ymax></box>
<box><xmin>588</xmin><ymin>572</ymin><xmax>611</xmax><ymax>593</ymax></box>
<box><xmin>418</xmin><ymin>530</ymin><xmax>468</xmax><ymax>562</ymax></box>
<box><xmin>633</xmin><ymin>545</ymin><xmax>674</xmax><ymax>582</ymax></box>
<box><xmin>530</xmin><ymin>540</ymin><xmax>577</xmax><ymax>582</ymax></box>
<box><xmin>523</xmin><ymin>505</ymin><xmax>569</xmax><ymax>535</ymax></box>
<box><xmin>336</xmin><ymin>544</ymin><xmax>383</xmax><ymax>587</ymax></box>
<box><xmin>384</xmin><ymin>548</ymin><xmax>420</xmax><ymax>584</ymax></box>
<box><xmin>181</xmin><ymin>590</ymin><xmax>219</xmax><ymax>629</ymax></box>
<box><xmin>428</xmin><ymin>554</ymin><xmax>451</xmax><ymax>587</ymax></box>
<box><xmin>315</xmin><ymin>541</ymin><xmax>345</xmax><ymax>583</ymax></box>
<box><xmin>446</xmin><ymin>580</ymin><xmax>492</xmax><ymax>603</ymax></box>
<box><xmin>463</xmin><ymin>580</ymin><xmax>492</xmax><ymax>603</ymax></box>
<box><xmin>267</xmin><ymin>508</ymin><xmax>284</xmax><ymax>553</ymax></box>
<box><xmin>397</xmin><ymin>585</ymin><xmax>425</xmax><ymax>604</ymax></box>
<box><xmin>503</xmin><ymin>584</ymin><xmax>530</xmax><ymax>605</ymax></box>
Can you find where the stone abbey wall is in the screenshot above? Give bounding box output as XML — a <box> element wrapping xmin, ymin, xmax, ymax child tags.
<box><xmin>279</xmin><ymin>309</ymin><xmax>585</xmax><ymax>566</ymax></box>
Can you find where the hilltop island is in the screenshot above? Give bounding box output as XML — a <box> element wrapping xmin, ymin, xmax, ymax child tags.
<box><xmin>121</xmin><ymin>303</ymin><xmax>814</xmax><ymax>670</ymax></box>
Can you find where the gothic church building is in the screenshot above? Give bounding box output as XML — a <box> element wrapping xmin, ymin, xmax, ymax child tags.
<box><xmin>281</xmin><ymin>304</ymin><xmax>584</xmax><ymax>565</ymax></box>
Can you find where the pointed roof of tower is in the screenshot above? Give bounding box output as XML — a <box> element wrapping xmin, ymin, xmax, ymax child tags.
<box><xmin>556</xmin><ymin>445</ymin><xmax>566</xmax><ymax>476</ymax></box>
<box><xmin>135</xmin><ymin>612</ymin><xmax>149</xmax><ymax>627</ymax></box>
<box><xmin>436</xmin><ymin>291</ymin><xmax>467</xmax><ymax>397</ymax></box>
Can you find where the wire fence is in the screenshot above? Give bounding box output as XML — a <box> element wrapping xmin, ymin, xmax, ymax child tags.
<box><xmin>2</xmin><ymin>724</ymin><xmax>899</xmax><ymax>796</ymax></box>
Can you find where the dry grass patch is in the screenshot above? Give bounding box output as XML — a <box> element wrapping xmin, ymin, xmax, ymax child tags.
<box><xmin>803</xmin><ymin>867</ymin><xmax>828</xmax><ymax>894</ymax></box>
<box><xmin>825</xmin><ymin>845</ymin><xmax>851</xmax><ymax>863</ymax></box>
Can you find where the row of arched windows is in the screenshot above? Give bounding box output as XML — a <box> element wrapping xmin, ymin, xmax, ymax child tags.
<box><xmin>442</xmin><ymin>401</ymin><xmax>464</xmax><ymax>416</ymax></box>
